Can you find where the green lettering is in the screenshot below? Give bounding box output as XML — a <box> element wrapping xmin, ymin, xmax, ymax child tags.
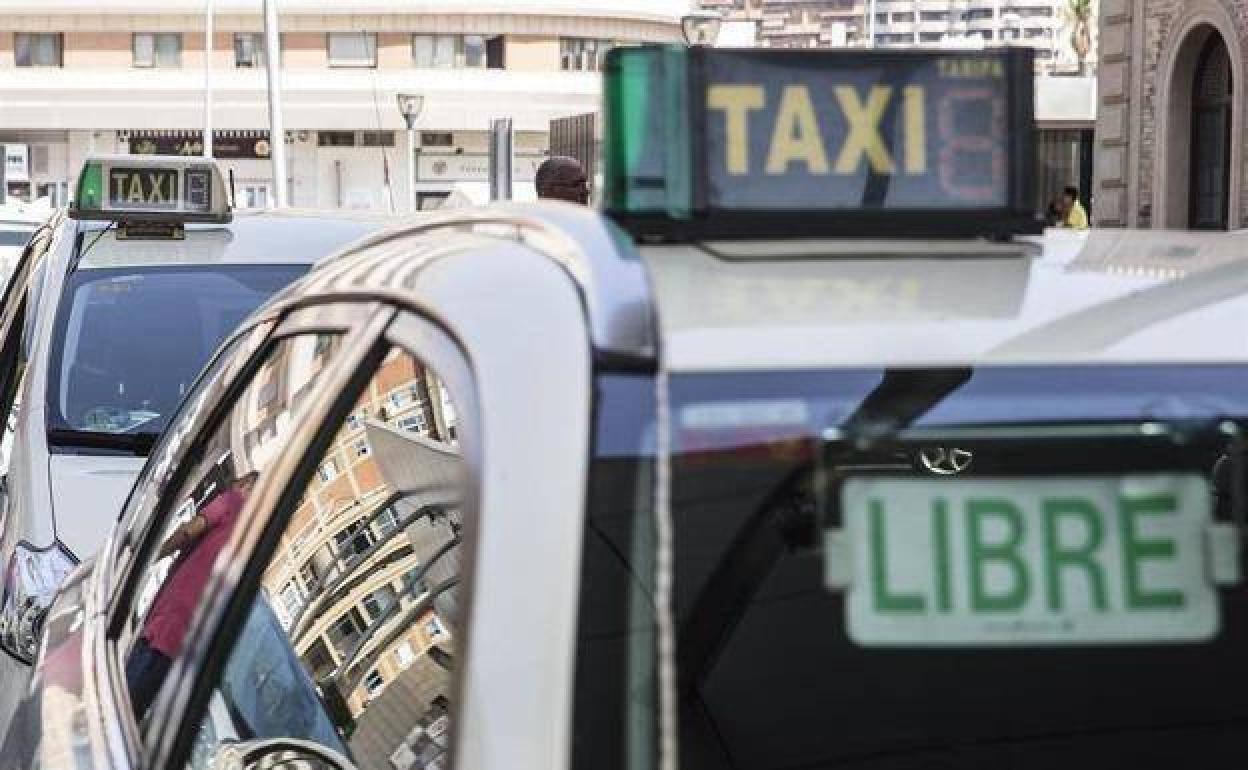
<box><xmin>1120</xmin><ymin>494</ymin><xmax>1184</xmax><ymax>610</ymax></box>
<box><xmin>869</xmin><ymin>499</ymin><xmax>924</xmax><ymax>613</ymax></box>
<box><xmin>932</xmin><ymin>498</ymin><xmax>952</xmax><ymax>613</ymax></box>
<box><xmin>967</xmin><ymin>498</ymin><xmax>1030</xmax><ymax>612</ymax></box>
<box><xmin>1042</xmin><ymin>498</ymin><xmax>1107</xmax><ymax>612</ymax></box>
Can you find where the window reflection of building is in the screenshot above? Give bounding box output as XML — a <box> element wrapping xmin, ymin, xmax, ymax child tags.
<box><xmin>132</xmin><ymin>335</ymin><xmax>342</xmax><ymax>623</ymax></box>
<box><xmin>258</xmin><ymin>349</ymin><xmax>464</xmax><ymax>769</ymax></box>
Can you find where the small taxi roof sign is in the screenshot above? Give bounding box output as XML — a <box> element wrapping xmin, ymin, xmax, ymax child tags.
<box><xmin>70</xmin><ymin>154</ymin><xmax>232</xmax><ymax>225</ymax></box>
<box><xmin>604</xmin><ymin>46</ymin><xmax>1039</xmax><ymax>241</ymax></box>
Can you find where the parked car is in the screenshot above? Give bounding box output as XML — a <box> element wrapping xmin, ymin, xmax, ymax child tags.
<box><xmin>0</xmin><ymin>155</ymin><xmax>391</xmax><ymax>663</ymax></box>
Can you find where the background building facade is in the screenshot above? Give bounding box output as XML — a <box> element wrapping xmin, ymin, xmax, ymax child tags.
<box><xmin>0</xmin><ymin>0</ymin><xmax>682</xmax><ymax>211</ymax></box>
<box><xmin>700</xmin><ymin>0</ymin><xmax>1096</xmax><ymax>73</ymax></box>
<box><xmin>1093</xmin><ymin>0</ymin><xmax>1246</xmax><ymax>230</ymax></box>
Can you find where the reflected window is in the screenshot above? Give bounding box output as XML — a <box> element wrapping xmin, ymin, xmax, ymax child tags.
<box><xmin>189</xmin><ymin>346</ymin><xmax>469</xmax><ymax>770</ymax></box>
<box><xmin>121</xmin><ymin>333</ymin><xmax>344</xmax><ymax>724</ymax></box>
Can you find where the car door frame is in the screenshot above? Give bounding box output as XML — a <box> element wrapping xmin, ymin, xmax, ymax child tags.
<box><xmin>99</xmin><ymin>225</ymin><xmax>598</xmax><ymax>770</ymax></box>
<box><xmin>97</xmin><ymin>299</ymin><xmax>394</xmax><ymax>770</ymax></box>
<box><xmin>152</xmin><ymin>304</ymin><xmax>484</xmax><ymax>770</ymax></box>
<box><xmin>0</xmin><ymin>216</ymin><xmax>60</xmax><ymax>465</ymax></box>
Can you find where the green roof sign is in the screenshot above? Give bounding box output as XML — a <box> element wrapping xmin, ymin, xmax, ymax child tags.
<box><xmin>71</xmin><ymin>154</ymin><xmax>232</xmax><ymax>224</ymax></box>
<box><xmin>604</xmin><ymin>46</ymin><xmax>1039</xmax><ymax>240</ymax></box>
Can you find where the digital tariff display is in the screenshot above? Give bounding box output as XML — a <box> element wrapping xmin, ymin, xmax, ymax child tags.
<box><xmin>701</xmin><ymin>49</ymin><xmax>1029</xmax><ymax>213</ymax></box>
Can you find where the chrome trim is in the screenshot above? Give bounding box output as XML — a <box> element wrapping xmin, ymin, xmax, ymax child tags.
<box><xmin>917</xmin><ymin>446</ymin><xmax>974</xmax><ymax>476</ymax></box>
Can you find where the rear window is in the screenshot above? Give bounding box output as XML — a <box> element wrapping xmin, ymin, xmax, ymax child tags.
<box><xmin>579</xmin><ymin>365</ymin><xmax>1248</xmax><ymax>769</ymax></box>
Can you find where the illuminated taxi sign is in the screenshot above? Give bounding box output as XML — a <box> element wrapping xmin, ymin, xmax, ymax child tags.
<box><xmin>604</xmin><ymin>47</ymin><xmax>1039</xmax><ymax>240</ymax></box>
<box><xmin>70</xmin><ymin>154</ymin><xmax>232</xmax><ymax>224</ymax></box>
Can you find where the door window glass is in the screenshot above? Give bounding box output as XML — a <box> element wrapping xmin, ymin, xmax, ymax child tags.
<box><xmin>189</xmin><ymin>346</ymin><xmax>468</xmax><ymax>770</ymax></box>
<box><xmin>122</xmin><ymin>333</ymin><xmax>345</xmax><ymax>723</ymax></box>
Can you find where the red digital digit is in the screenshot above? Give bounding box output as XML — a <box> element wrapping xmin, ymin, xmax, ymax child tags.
<box><xmin>937</xmin><ymin>87</ymin><xmax>1006</xmax><ymax>203</ymax></box>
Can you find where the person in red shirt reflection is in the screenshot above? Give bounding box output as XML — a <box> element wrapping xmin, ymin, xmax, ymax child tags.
<box><xmin>125</xmin><ymin>471</ymin><xmax>259</xmax><ymax>719</ymax></box>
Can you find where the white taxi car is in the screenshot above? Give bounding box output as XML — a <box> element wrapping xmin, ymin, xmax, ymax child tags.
<box><xmin>0</xmin><ymin>202</ymin><xmax>49</xmax><ymax>288</ymax></box>
<box><xmin>0</xmin><ymin>156</ymin><xmax>389</xmax><ymax>662</ymax></box>
<box><xmin>4</xmin><ymin>47</ymin><xmax>1247</xmax><ymax>770</ymax></box>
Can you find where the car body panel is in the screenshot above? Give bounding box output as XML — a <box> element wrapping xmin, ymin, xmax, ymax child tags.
<box><xmin>47</xmin><ymin>456</ymin><xmax>146</xmax><ymax>561</ymax></box>
<box><xmin>15</xmin><ymin>203</ymin><xmax>1248</xmax><ymax>770</ymax></box>
<box><xmin>642</xmin><ymin>228</ymin><xmax>1248</xmax><ymax>371</ymax></box>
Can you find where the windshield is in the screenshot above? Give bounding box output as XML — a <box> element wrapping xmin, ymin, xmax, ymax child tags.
<box><xmin>47</xmin><ymin>264</ymin><xmax>305</xmax><ymax>449</ymax></box>
<box><xmin>0</xmin><ymin>230</ymin><xmax>32</xmax><ymax>248</ymax></box>
<box><xmin>579</xmin><ymin>365</ymin><xmax>1248</xmax><ymax>770</ymax></box>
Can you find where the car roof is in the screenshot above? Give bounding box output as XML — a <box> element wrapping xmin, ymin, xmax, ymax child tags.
<box><xmin>274</xmin><ymin>202</ymin><xmax>655</xmax><ymax>360</ymax></box>
<box><xmin>254</xmin><ymin>205</ymin><xmax>1248</xmax><ymax>372</ymax></box>
<box><xmin>75</xmin><ymin>208</ymin><xmax>399</xmax><ymax>270</ymax></box>
<box><xmin>642</xmin><ymin>228</ymin><xmax>1248</xmax><ymax>371</ymax></box>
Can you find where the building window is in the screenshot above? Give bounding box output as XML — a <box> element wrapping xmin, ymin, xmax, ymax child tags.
<box><xmin>412</xmin><ymin>34</ymin><xmax>458</xmax><ymax>69</ymax></box>
<box><xmin>134</xmin><ymin>33</ymin><xmax>182</xmax><ymax>68</ymax></box>
<box><xmin>327</xmin><ymin>32</ymin><xmax>377</xmax><ymax>68</ymax></box>
<box><xmin>394</xmin><ymin>641</ymin><xmax>416</xmax><ymax>669</ymax></box>
<box><xmin>560</xmin><ymin>38</ymin><xmax>613</xmax><ymax>72</ymax></box>
<box><xmin>280</xmin><ymin>581</ymin><xmax>303</xmax><ymax>619</ymax></box>
<box><xmin>299</xmin><ymin>563</ymin><xmax>321</xmax><ymax>593</ymax></box>
<box><xmin>30</xmin><ymin>146</ymin><xmax>49</xmax><ymax>174</ymax></box>
<box><xmin>318</xmin><ymin>458</ymin><xmax>340</xmax><ymax>483</ymax></box>
<box><xmin>919</xmin><ymin>11</ymin><xmax>948</xmax><ymax>22</ymax></box>
<box><xmin>360</xmin><ymin>131</ymin><xmax>395</xmax><ymax>147</ymax></box>
<box><xmin>335</xmin><ymin>520</ymin><xmax>374</xmax><ymax>557</ymax></box>
<box><xmin>389</xmin><ymin>390</ymin><xmax>408</xmax><ymax>409</ymax></box>
<box><xmin>354</xmin><ymin>438</ymin><xmax>370</xmax><ymax>458</ymax></box>
<box><xmin>15</xmin><ymin>33</ymin><xmax>62</xmax><ymax>67</ymax></box>
<box><xmin>374</xmin><ymin>507</ymin><xmax>400</xmax><ymax>535</ymax></box>
<box><xmin>317</xmin><ymin>131</ymin><xmax>355</xmax><ymax>147</ymax></box>
<box><xmin>425</xmin><ymin>615</ymin><xmax>444</xmax><ymax>639</ymax></box>
<box><xmin>234</xmin><ymin>33</ymin><xmax>265</xmax><ymax>67</ymax></box>
<box><xmin>398</xmin><ymin>413</ymin><xmax>428</xmax><ymax>434</ymax></box>
<box><xmin>412</xmin><ymin>34</ymin><xmax>502</xmax><ymax>69</ymax></box>
<box><xmin>239</xmin><ymin>183</ymin><xmax>269</xmax><ymax>209</ymax></box>
<box><xmin>920</xmin><ymin>32</ymin><xmax>943</xmax><ymax>43</ymax></box>
<box><xmin>330</xmin><ymin>613</ymin><xmax>361</xmax><ymax>647</ymax></box>
<box><xmin>346</xmin><ymin>413</ymin><xmax>360</xmax><ymax>431</ymax></box>
<box><xmin>364</xmin><ymin>670</ymin><xmax>385</xmax><ymax>697</ymax></box>
<box><xmin>420</xmin><ymin>132</ymin><xmax>453</xmax><ymax>147</ymax></box>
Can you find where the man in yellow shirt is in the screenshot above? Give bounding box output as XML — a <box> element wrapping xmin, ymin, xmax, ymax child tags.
<box><xmin>1061</xmin><ymin>185</ymin><xmax>1089</xmax><ymax>230</ymax></box>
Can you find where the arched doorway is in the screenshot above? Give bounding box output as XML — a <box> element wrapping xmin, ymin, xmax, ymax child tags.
<box><xmin>1189</xmin><ymin>34</ymin><xmax>1233</xmax><ymax>229</ymax></box>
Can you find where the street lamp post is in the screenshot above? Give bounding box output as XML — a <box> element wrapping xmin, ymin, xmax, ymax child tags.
<box><xmin>263</xmin><ymin>0</ymin><xmax>288</xmax><ymax>207</ymax></box>
<box><xmin>680</xmin><ymin>10</ymin><xmax>723</xmax><ymax>46</ymax></box>
<box><xmin>203</xmin><ymin>0</ymin><xmax>214</xmax><ymax>158</ymax></box>
<box><xmin>396</xmin><ymin>94</ymin><xmax>424</xmax><ymax>215</ymax></box>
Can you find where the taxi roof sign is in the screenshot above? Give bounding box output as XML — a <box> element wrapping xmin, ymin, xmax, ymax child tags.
<box><xmin>70</xmin><ymin>154</ymin><xmax>232</xmax><ymax>224</ymax></box>
<box><xmin>603</xmin><ymin>46</ymin><xmax>1040</xmax><ymax>241</ymax></box>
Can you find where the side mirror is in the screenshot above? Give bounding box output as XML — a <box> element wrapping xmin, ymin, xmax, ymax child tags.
<box><xmin>211</xmin><ymin>738</ymin><xmax>354</xmax><ymax>770</ymax></box>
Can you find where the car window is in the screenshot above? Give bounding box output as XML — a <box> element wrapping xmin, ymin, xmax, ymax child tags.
<box><xmin>121</xmin><ymin>332</ymin><xmax>346</xmax><ymax>722</ymax></box>
<box><xmin>672</xmin><ymin>367</ymin><xmax>1248</xmax><ymax>769</ymax></box>
<box><xmin>186</xmin><ymin>345</ymin><xmax>468</xmax><ymax>770</ymax></box>
<box><xmin>109</xmin><ymin>326</ymin><xmax>264</xmax><ymax>590</ymax></box>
